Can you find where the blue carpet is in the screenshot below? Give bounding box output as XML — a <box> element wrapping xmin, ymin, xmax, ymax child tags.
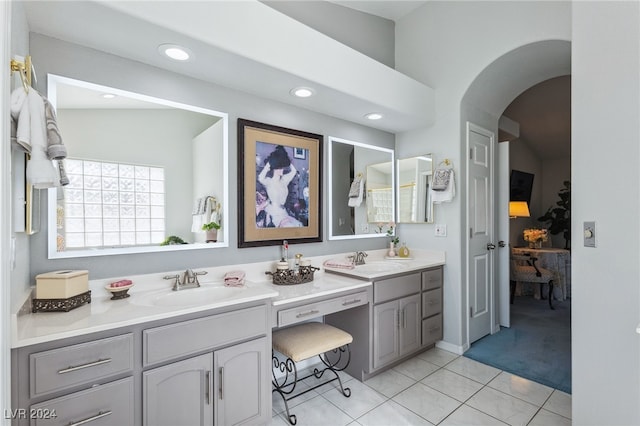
<box><xmin>464</xmin><ymin>296</ymin><xmax>571</xmax><ymax>394</ymax></box>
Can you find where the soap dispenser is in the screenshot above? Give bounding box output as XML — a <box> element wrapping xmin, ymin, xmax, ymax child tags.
<box><xmin>398</xmin><ymin>243</ymin><xmax>410</xmax><ymax>258</ymax></box>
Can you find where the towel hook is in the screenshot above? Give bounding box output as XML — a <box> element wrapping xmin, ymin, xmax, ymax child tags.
<box><xmin>10</xmin><ymin>55</ymin><xmax>32</xmax><ymax>93</ymax></box>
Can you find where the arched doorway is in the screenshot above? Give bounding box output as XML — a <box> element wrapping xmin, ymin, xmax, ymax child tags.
<box><xmin>461</xmin><ymin>39</ymin><xmax>571</xmax><ymax>345</ymax></box>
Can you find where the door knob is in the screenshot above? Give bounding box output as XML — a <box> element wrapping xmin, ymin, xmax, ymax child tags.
<box><xmin>498</xmin><ymin>241</ymin><xmax>506</xmax><ymax>248</ymax></box>
<box><xmin>487</xmin><ymin>243</ymin><xmax>496</xmax><ymax>250</ymax></box>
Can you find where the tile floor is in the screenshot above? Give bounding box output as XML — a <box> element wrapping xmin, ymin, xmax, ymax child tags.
<box><xmin>271</xmin><ymin>347</ymin><xmax>572</xmax><ymax>426</ymax></box>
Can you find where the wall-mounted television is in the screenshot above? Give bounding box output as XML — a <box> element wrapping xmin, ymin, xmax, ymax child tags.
<box><xmin>510</xmin><ymin>170</ymin><xmax>534</xmax><ymax>204</ymax></box>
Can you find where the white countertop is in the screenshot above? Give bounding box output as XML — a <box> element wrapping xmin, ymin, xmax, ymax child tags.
<box><xmin>323</xmin><ymin>249</ymin><xmax>445</xmax><ymax>280</ymax></box>
<box><xmin>11</xmin><ymin>249</ymin><xmax>444</xmax><ymax>349</ymax></box>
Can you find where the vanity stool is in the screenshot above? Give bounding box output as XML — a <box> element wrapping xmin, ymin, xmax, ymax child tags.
<box><xmin>272</xmin><ymin>322</ymin><xmax>353</xmax><ymax>425</ymax></box>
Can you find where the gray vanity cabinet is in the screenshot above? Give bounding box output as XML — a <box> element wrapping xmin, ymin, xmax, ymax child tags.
<box><xmin>12</xmin><ymin>301</ymin><xmax>272</xmax><ymax>426</ymax></box>
<box><xmin>372</xmin><ymin>274</ymin><xmax>421</xmax><ymax>369</ymax></box>
<box><xmin>143</xmin><ymin>353</ymin><xmax>214</xmax><ymax>426</ymax></box>
<box><xmin>421</xmin><ymin>268</ymin><xmax>444</xmax><ymax>346</ymax></box>
<box><xmin>141</xmin><ymin>305</ymin><xmax>271</xmax><ymax>426</ymax></box>
<box><xmin>143</xmin><ymin>338</ymin><xmax>269</xmax><ymax>426</ymax></box>
<box><xmin>214</xmin><ymin>337</ymin><xmax>270</xmax><ymax>426</ymax></box>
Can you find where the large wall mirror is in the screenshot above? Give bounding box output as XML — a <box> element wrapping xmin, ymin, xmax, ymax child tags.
<box><xmin>47</xmin><ymin>75</ymin><xmax>229</xmax><ymax>258</ymax></box>
<box><xmin>397</xmin><ymin>155</ymin><xmax>434</xmax><ymax>223</ymax></box>
<box><xmin>328</xmin><ymin>136</ymin><xmax>394</xmax><ymax>240</ymax></box>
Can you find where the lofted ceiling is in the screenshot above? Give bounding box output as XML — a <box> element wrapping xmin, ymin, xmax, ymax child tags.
<box><xmin>503</xmin><ymin>76</ymin><xmax>571</xmax><ymax>160</ymax></box>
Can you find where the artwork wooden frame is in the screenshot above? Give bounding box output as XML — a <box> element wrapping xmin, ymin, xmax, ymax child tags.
<box><xmin>237</xmin><ymin>119</ymin><xmax>323</xmax><ymax>248</ymax></box>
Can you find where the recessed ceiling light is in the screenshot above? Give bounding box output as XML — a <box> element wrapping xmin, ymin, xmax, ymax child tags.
<box><xmin>365</xmin><ymin>112</ymin><xmax>383</xmax><ymax>120</ymax></box>
<box><xmin>101</xmin><ymin>93</ymin><xmax>116</xmax><ymax>99</ymax></box>
<box><xmin>158</xmin><ymin>44</ymin><xmax>192</xmax><ymax>61</ymax></box>
<box><xmin>290</xmin><ymin>87</ymin><xmax>315</xmax><ymax>98</ymax></box>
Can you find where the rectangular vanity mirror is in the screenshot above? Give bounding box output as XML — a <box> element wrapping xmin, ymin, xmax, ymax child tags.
<box><xmin>47</xmin><ymin>75</ymin><xmax>229</xmax><ymax>258</ymax></box>
<box><xmin>328</xmin><ymin>136</ymin><xmax>394</xmax><ymax>240</ymax></box>
<box><xmin>397</xmin><ymin>155</ymin><xmax>434</xmax><ymax>224</ymax></box>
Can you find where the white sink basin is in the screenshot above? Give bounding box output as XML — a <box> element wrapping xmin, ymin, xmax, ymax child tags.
<box><xmin>354</xmin><ymin>261</ymin><xmax>409</xmax><ymax>273</ymax></box>
<box><xmin>138</xmin><ymin>285</ymin><xmax>244</xmax><ymax>307</ymax></box>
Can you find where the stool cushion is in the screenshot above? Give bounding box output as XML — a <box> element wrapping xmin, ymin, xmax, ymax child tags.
<box><xmin>273</xmin><ymin>322</ymin><xmax>353</xmax><ymax>362</ymax></box>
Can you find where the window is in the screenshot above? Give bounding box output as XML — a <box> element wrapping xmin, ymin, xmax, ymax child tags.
<box><xmin>58</xmin><ymin>159</ymin><xmax>165</xmax><ymax>250</ymax></box>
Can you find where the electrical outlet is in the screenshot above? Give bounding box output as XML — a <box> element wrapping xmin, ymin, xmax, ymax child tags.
<box><xmin>434</xmin><ymin>224</ymin><xmax>447</xmax><ymax>237</ymax></box>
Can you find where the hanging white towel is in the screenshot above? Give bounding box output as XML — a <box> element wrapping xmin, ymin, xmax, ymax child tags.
<box><xmin>10</xmin><ymin>88</ymin><xmax>32</xmax><ymax>153</ymax></box>
<box><xmin>23</xmin><ymin>90</ymin><xmax>57</xmax><ymax>189</ymax></box>
<box><xmin>431</xmin><ymin>169</ymin><xmax>455</xmax><ymax>203</ymax></box>
<box><xmin>348</xmin><ymin>176</ymin><xmax>365</xmax><ymax>207</ymax></box>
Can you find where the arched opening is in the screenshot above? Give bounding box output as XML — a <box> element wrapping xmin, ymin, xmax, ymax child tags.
<box><xmin>461</xmin><ymin>39</ymin><xmax>571</xmax><ymax>392</ymax></box>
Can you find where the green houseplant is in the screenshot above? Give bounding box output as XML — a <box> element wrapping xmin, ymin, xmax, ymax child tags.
<box><xmin>538</xmin><ymin>180</ymin><xmax>571</xmax><ymax>249</ymax></box>
<box><xmin>202</xmin><ymin>221</ymin><xmax>221</xmax><ymax>243</ymax></box>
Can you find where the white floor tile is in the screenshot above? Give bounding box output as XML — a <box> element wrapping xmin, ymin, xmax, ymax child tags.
<box><xmin>322</xmin><ymin>379</ymin><xmax>387</xmax><ymax>419</ymax></box>
<box><xmin>392</xmin><ymin>356</ymin><xmax>441</xmax><ymax>381</ymax></box>
<box><xmin>417</xmin><ymin>348</ymin><xmax>460</xmax><ymax>367</ymax></box>
<box><xmin>440</xmin><ymin>404</ymin><xmax>509</xmax><ymax>426</ymax></box>
<box><xmin>466</xmin><ymin>387</ymin><xmax>538</xmax><ymax>426</ymax></box>
<box><xmin>283</xmin><ymin>394</ymin><xmax>353</xmax><ymax>426</ymax></box>
<box><xmin>393</xmin><ymin>382</ymin><xmax>461</xmax><ymax>424</ymax></box>
<box><xmin>357</xmin><ymin>400</ymin><xmax>435</xmax><ymax>426</ymax></box>
<box><xmin>272</xmin><ymin>379</ymin><xmax>320</xmax><ymax>415</ymax></box>
<box><xmin>270</xmin><ymin>413</ymin><xmax>293</xmax><ymax>426</ymax></box>
<box><xmin>444</xmin><ymin>357</ymin><xmax>501</xmax><ymax>384</ymax></box>
<box><xmin>543</xmin><ymin>390</ymin><xmax>572</xmax><ymax>419</ymax></box>
<box><xmin>528</xmin><ymin>408</ymin><xmax>572</xmax><ymax>426</ymax></box>
<box><xmin>487</xmin><ymin>371</ymin><xmax>554</xmax><ymax>406</ymax></box>
<box><xmin>421</xmin><ymin>368</ymin><xmax>484</xmax><ymax>402</ymax></box>
<box><xmin>364</xmin><ymin>368</ymin><xmax>416</xmax><ymax>398</ymax></box>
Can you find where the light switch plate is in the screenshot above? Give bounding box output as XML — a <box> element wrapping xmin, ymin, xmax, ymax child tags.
<box><xmin>435</xmin><ymin>224</ymin><xmax>447</xmax><ymax>237</ymax></box>
<box><xmin>584</xmin><ymin>221</ymin><xmax>596</xmax><ymax>247</ymax></box>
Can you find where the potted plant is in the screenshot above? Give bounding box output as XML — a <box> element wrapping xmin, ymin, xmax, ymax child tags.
<box><xmin>202</xmin><ymin>221</ymin><xmax>221</xmax><ymax>243</ymax></box>
<box><xmin>538</xmin><ymin>180</ymin><xmax>571</xmax><ymax>249</ymax></box>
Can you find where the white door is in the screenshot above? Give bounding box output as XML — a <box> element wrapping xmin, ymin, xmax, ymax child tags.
<box><xmin>467</xmin><ymin>122</ymin><xmax>495</xmax><ymax>344</ymax></box>
<box><xmin>498</xmin><ymin>142</ymin><xmax>511</xmax><ymax>328</ymax></box>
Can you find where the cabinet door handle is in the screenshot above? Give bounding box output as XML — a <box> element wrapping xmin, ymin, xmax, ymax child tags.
<box><xmin>205</xmin><ymin>370</ymin><xmax>211</xmax><ymax>405</ymax></box>
<box><xmin>67</xmin><ymin>410</ymin><xmax>112</xmax><ymax>426</ymax></box>
<box><xmin>219</xmin><ymin>367</ymin><xmax>224</xmax><ymax>400</ymax></box>
<box><xmin>402</xmin><ymin>310</ymin><xmax>406</xmax><ymax>329</ymax></box>
<box><xmin>295</xmin><ymin>309</ymin><xmax>319</xmax><ymax>318</ymax></box>
<box><xmin>342</xmin><ymin>299</ymin><xmax>361</xmax><ymax>306</ymax></box>
<box><xmin>58</xmin><ymin>358</ymin><xmax>112</xmax><ymax>374</ymax></box>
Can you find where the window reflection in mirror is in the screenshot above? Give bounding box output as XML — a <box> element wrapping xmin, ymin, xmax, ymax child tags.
<box><xmin>397</xmin><ymin>155</ymin><xmax>434</xmax><ymax>223</ymax></box>
<box><xmin>328</xmin><ymin>136</ymin><xmax>394</xmax><ymax>240</ymax></box>
<box><xmin>47</xmin><ymin>75</ymin><xmax>229</xmax><ymax>258</ymax></box>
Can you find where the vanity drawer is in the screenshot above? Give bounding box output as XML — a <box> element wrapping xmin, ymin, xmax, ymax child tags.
<box><xmin>422</xmin><ymin>314</ymin><xmax>443</xmax><ymax>346</ymax></box>
<box><xmin>278</xmin><ymin>291</ymin><xmax>368</xmax><ymax>327</ymax></box>
<box><xmin>422</xmin><ymin>288</ymin><xmax>442</xmax><ymax>318</ymax></box>
<box><xmin>374</xmin><ymin>273</ymin><xmax>420</xmax><ymax>304</ymax></box>
<box><xmin>29</xmin><ymin>377</ymin><xmax>133</xmax><ymax>426</ymax></box>
<box><xmin>143</xmin><ymin>305</ymin><xmax>268</xmax><ymax>366</ymax></box>
<box><xmin>422</xmin><ymin>268</ymin><xmax>443</xmax><ymax>291</ymax></box>
<box><xmin>29</xmin><ymin>333</ymin><xmax>133</xmax><ymax>398</ymax></box>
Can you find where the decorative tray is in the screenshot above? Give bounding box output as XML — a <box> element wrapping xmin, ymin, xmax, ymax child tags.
<box><xmin>32</xmin><ymin>290</ymin><xmax>92</xmax><ymax>313</ymax></box>
<box><xmin>265</xmin><ymin>265</ymin><xmax>320</xmax><ymax>285</ymax></box>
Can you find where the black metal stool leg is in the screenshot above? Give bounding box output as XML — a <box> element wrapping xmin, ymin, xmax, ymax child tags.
<box><xmin>548</xmin><ymin>280</ymin><xmax>555</xmax><ymax>310</ymax></box>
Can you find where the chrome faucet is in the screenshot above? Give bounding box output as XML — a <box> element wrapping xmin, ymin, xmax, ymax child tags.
<box><xmin>349</xmin><ymin>251</ymin><xmax>368</xmax><ymax>266</ymax></box>
<box><xmin>164</xmin><ymin>269</ymin><xmax>208</xmax><ymax>291</ymax></box>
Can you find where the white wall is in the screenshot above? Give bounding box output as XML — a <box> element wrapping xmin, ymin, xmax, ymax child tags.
<box><xmin>572</xmin><ymin>2</ymin><xmax>640</xmax><ymax>424</ymax></box>
<box><xmin>395</xmin><ymin>0</ymin><xmax>571</xmax><ymax>351</ymax></box>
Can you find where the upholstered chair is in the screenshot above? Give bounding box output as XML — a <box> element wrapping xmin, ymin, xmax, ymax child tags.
<box><xmin>510</xmin><ymin>253</ymin><xmax>555</xmax><ymax>309</ymax></box>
